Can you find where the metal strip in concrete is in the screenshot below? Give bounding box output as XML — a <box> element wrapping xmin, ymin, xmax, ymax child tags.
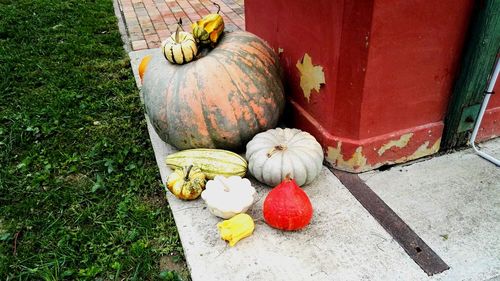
<box><xmin>331</xmin><ymin>169</ymin><xmax>449</xmax><ymax>276</ymax></box>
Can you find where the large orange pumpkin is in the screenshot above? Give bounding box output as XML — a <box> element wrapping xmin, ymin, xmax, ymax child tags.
<box><xmin>141</xmin><ymin>31</ymin><xmax>285</xmax><ymax>151</ymax></box>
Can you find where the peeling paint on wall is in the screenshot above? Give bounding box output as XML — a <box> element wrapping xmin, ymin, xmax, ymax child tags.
<box><xmin>377</xmin><ymin>133</ymin><xmax>413</xmax><ymax>156</ymax></box>
<box><xmin>326</xmin><ymin>137</ymin><xmax>441</xmax><ymax>172</ymax></box>
<box><xmin>327</xmin><ymin>142</ymin><xmax>370</xmax><ymax>171</ymax></box>
<box><xmin>406</xmin><ymin>138</ymin><xmax>441</xmax><ymax>160</ymax></box>
<box><xmin>392</xmin><ymin>138</ymin><xmax>441</xmax><ymax>163</ymax></box>
<box><xmin>296</xmin><ymin>53</ymin><xmax>325</xmax><ymax>102</ymax></box>
<box><xmin>326</xmin><ymin>142</ymin><xmax>343</xmax><ymax>164</ymax></box>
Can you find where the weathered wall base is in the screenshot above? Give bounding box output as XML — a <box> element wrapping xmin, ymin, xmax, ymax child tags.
<box><xmin>291</xmin><ymin>101</ymin><xmax>442</xmax><ymax>173</ymax></box>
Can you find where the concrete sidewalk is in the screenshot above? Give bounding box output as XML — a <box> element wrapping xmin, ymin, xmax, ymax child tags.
<box><xmin>359</xmin><ymin>142</ymin><xmax>500</xmax><ymax>281</ymax></box>
<box><xmin>129</xmin><ymin>48</ymin><xmax>500</xmax><ymax>281</ymax></box>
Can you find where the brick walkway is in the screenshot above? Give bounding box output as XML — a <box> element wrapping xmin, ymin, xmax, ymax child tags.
<box><xmin>117</xmin><ymin>0</ymin><xmax>245</xmax><ymax>51</ymax></box>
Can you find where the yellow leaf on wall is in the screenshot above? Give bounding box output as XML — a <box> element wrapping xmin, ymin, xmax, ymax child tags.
<box><xmin>296</xmin><ymin>53</ymin><xmax>325</xmax><ymax>102</ymax></box>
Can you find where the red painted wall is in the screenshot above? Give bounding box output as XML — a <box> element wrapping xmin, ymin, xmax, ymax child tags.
<box><xmin>359</xmin><ymin>0</ymin><xmax>473</xmax><ymax>139</ymax></box>
<box><xmin>245</xmin><ymin>0</ymin><xmax>495</xmax><ymax>171</ymax></box>
<box><xmin>245</xmin><ymin>0</ymin><xmax>348</xmax><ymax>135</ymax></box>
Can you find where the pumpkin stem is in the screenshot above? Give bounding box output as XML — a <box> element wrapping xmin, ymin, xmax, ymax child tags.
<box><xmin>213</xmin><ymin>2</ymin><xmax>221</xmax><ymax>14</ymax></box>
<box><xmin>266</xmin><ymin>144</ymin><xmax>287</xmax><ymax>158</ymax></box>
<box><xmin>184</xmin><ymin>164</ymin><xmax>193</xmax><ymax>181</ymax></box>
<box><xmin>175</xmin><ymin>18</ymin><xmax>183</xmax><ymax>43</ymax></box>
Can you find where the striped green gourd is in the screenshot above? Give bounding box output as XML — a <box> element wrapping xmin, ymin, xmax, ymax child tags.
<box><xmin>166</xmin><ymin>149</ymin><xmax>247</xmax><ymax>179</ymax></box>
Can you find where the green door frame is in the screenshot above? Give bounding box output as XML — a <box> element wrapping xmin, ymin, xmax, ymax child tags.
<box><xmin>441</xmin><ymin>0</ymin><xmax>500</xmax><ymax>150</ymax></box>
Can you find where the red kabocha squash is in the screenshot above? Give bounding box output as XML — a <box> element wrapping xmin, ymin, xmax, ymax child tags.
<box><xmin>263</xmin><ymin>177</ymin><xmax>313</xmax><ymax>231</ymax></box>
<box><xmin>140</xmin><ymin>31</ymin><xmax>285</xmax><ymax>151</ymax></box>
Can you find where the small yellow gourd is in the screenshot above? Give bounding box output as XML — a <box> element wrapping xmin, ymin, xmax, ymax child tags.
<box><xmin>217</xmin><ymin>213</ymin><xmax>254</xmax><ymax>246</ymax></box>
<box><xmin>166</xmin><ymin>165</ymin><xmax>206</xmax><ymax>200</ymax></box>
<box><xmin>191</xmin><ymin>3</ymin><xmax>224</xmax><ymax>46</ymax></box>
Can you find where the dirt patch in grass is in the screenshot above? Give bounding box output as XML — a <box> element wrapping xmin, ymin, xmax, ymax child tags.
<box><xmin>160</xmin><ymin>255</ymin><xmax>190</xmax><ymax>278</ymax></box>
<box><xmin>64</xmin><ymin>173</ymin><xmax>92</xmax><ymax>185</ymax></box>
<box><xmin>142</xmin><ymin>186</ymin><xmax>168</xmax><ymax>208</ymax></box>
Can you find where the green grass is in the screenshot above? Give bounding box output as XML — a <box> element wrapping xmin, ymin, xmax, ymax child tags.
<box><xmin>0</xmin><ymin>0</ymin><xmax>188</xmax><ymax>279</ymax></box>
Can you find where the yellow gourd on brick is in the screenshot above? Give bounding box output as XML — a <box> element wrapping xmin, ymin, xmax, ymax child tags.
<box><xmin>217</xmin><ymin>213</ymin><xmax>254</xmax><ymax>246</ymax></box>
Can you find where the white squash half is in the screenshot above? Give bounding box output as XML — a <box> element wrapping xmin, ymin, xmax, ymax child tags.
<box><xmin>245</xmin><ymin>128</ymin><xmax>324</xmax><ymax>186</ymax></box>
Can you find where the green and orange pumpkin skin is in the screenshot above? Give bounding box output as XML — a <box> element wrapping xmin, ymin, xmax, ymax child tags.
<box><xmin>141</xmin><ymin>31</ymin><xmax>285</xmax><ymax>151</ymax></box>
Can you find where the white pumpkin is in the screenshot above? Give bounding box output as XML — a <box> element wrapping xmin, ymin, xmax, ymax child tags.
<box><xmin>246</xmin><ymin>128</ymin><xmax>324</xmax><ymax>186</ymax></box>
<box><xmin>201</xmin><ymin>176</ymin><xmax>256</xmax><ymax>219</ymax></box>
